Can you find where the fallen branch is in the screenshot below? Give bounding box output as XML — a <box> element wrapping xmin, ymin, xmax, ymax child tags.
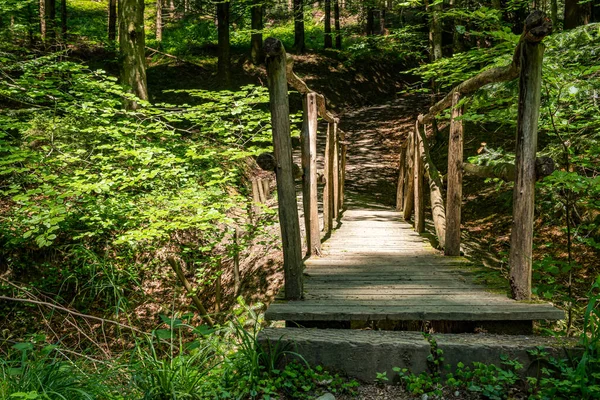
<box><xmin>166</xmin><ymin>256</ymin><xmax>215</xmax><ymax>327</ymax></box>
<box><xmin>145</xmin><ymin>46</ymin><xmax>207</xmax><ymax>70</ymax></box>
<box><xmin>463</xmin><ymin>156</ymin><xmax>555</xmax><ymax>182</ymax></box>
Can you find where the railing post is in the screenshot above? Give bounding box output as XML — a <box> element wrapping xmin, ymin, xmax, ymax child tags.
<box><xmin>509</xmin><ymin>13</ymin><xmax>547</xmax><ymax>301</ymax></box>
<box><xmin>403</xmin><ymin>128</ymin><xmax>415</xmax><ymax>220</ymax></box>
<box><xmin>302</xmin><ymin>92</ymin><xmax>321</xmax><ymax>256</ymax></box>
<box><xmin>396</xmin><ymin>143</ymin><xmax>407</xmax><ymax>211</ymax></box>
<box><xmin>333</xmin><ymin>122</ymin><xmax>340</xmax><ymax>220</ymax></box>
<box><xmin>445</xmin><ymin>92</ymin><xmax>464</xmax><ymax>256</ymax></box>
<box><xmin>264</xmin><ymin>37</ymin><xmax>303</xmax><ymax>300</ymax></box>
<box><xmin>414</xmin><ymin>123</ymin><xmax>425</xmax><ymax>233</ymax></box>
<box><xmin>324</xmin><ymin>122</ymin><xmax>335</xmax><ymax>235</ymax></box>
<box><xmin>338</xmin><ymin>130</ymin><xmax>346</xmax><ymax>214</ymax></box>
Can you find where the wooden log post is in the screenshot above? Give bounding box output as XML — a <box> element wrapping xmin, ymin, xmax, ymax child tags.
<box><xmin>302</xmin><ymin>93</ymin><xmax>321</xmax><ymax>256</ymax></box>
<box><xmin>417</xmin><ymin>121</ymin><xmax>447</xmax><ymax>249</ymax></box>
<box><xmin>509</xmin><ymin>12</ymin><xmax>551</xmax><ymax>301</ymax></box>
<box><xmin>338</xmin><ymin>130</ymin><xmax>347</xmax><ymax>213</ymax></box>
<box><xmin>396</xmin><ymin>143</ymin><xmax>407</xmax><ymax>211</ymax></box>
<box><xmin>445</xmin><ymin>92</ymin><xmax>464</xmax><ymax>256</ymax></box>
<box><xmin>333</xmin><ymin>122</ymin><xmax>340</xmax><ymax>220</ymax></box>
<box><xmin>414</xmin><ymin>123</ymin><xmax>425</xmax><ymax>233</ymax></box>
<box><xmin>403</xmin><ymin>129</ymin><xmax>415</xmax><ymax>220</ymax></box>
<box><xmin>323</xmin><ymin>122</ymin><xmax>335</xmax><ymax>235</ymax></box>
<box><xmin>264</xmin><ymin>37</ymin><xmax>304</xmax><ymax>300</ymax></box>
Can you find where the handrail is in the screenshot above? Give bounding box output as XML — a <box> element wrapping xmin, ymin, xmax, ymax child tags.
<box><xmin>398</xmin><ymin>11</ymin><xmax>552</xmax><ymax>301</ymax></box>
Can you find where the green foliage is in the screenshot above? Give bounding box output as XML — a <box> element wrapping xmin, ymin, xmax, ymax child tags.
<box><xmin>0</xmin><ymin>336</ymin><xmax>121</xmax><ymax>400</ymax></box>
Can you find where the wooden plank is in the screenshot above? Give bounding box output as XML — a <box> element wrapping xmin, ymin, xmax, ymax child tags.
<box><xmin>265</xmin><ymin>38</ymin><xmax>303</xmax><ymax>300</ymax></box>
<box><xmin>266</xmin><ymin>305</ymin><xmax>564</xmax><ymax>321</ymax></box>
<box><xmin>445</xmin><ymin>91</ymin><xmax>464</xmax><ymax>256</ymax></box>
<box><xmin>509</xmin><ymin>23</ymin><xmax>546</xmax><ymax>301</ymax></box>
<box><xmin>301</xmin><ymin>92</ymin><xmax>321</xmax><ymax>256</ymax></box>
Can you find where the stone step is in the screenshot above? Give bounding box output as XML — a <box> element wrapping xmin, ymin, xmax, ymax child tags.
<box><xmin>257</xmin><ymin>328</ymin><xmax>581</xmax><ymax>383</ymax></box>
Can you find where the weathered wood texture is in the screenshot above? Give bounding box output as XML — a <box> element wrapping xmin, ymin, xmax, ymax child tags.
<box><xmin>333</xmin><ymin>122</ymin><xmax>340</xmax><ymax>220</ymax></box>
<box><xmin>414</xmin><ymin>123</ymin><xmax>425</xmax><ymax>233</ymax></box>
<box><xmin>323</xmin><ymin>122</ymin><xmax>335</xmax><ymax>234</ymax></box>
<box><xmin>417</xmin><ymin>123</ymin><xmax>446</xmax><ymax>249</ymax></box>
<box><xmin>396</xmin><ymin>144</ymin><xmax>407</xmax><ymax>211</ymax></box>
<box><xmin>509</xmin><ymin>15</ymin><xmax>548</xmax><ymax>300</ymax></box>
<box><xmin>445</xmin><ymin>92</ymin><xmax>464</xmax><ymax>256</ymax></box>
<box><xmin>302</xmin><ymin>93</ymin><xmax>321</xmax><ymax>256</ymax></box>
<box><xmin>338</xmin><ymin>130</ymin><xmax>346</xmax><ymax>213</ymax></box>
<box><xmin>265</xmin><ymin>38</ymin><xmax>303</xmax><ymax>300</ymax></box>
<box><xmin>265</xmin><ymin>209</ymin><xmax>563</xmax><ymax>322</ymax></box>
<box><xmin>402</xmin><ymin>130</ymin><xmax>415</xmax><ymax>220</ymax></box>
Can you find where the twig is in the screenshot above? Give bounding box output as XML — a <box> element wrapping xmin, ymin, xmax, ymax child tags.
<box><xmin>145</xmin><ymin>46</ymin><xmax>207</xmax><ymax>70</ymax></box>
<box><xmin>0</xmin><ymin>295</ymin><xmax>146</xmax><ymax>335</ymax></box>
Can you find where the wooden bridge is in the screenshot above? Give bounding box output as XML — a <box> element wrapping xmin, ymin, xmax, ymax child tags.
<box><xmin>261</xmin><ymin>11</ymin><xmax>562</xmax><ymax>335</ymax></box>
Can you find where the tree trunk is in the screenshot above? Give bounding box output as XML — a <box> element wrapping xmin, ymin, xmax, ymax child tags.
<box><xmin>380</xmin><ymin>8</ymin><xmax>386</xmax><ymax>34</ymax></box>
<box><xmin>217</xmin><ymin>0</ymin><xmax>231</xmax><ymax>86</ymax></box>
<box><xmin>264</xmin><ymin>38</ymin><xmax>304</xmax><ymax>300</ymax></box>
<box><xmin>293</xmin><ymin>0</ymin><xmax>305</xmax><ymax>53</ymax></box>
<box><xmin>334</xmin><ymin>0</ymin><xmax>341</xmax><ymax>49</ymax></box>
<box><xmin>550</xmin><ymin>0</ymin><xmax>558</xmax><ymax>28</ymax></box>
<box><xmin>324</xmin><ymin>0</ymin><xmax>332</xmax><ymax>48</ymax></box>
<box><xmin>118</xmin><ymin>0</ymin><xmax>148</xmax><ymax>109</ymax></box>
<box><xmin>156</xmin><ymin>0</ymin><xmax>162</xmax><ymax>43</ymax></box>
<box><xmin>250</xmin><ymin>0</ymin><xmax>263</xmax><ymax>64</ymax></box>
<box><xmin>108</xmin><ymin>0</ymin><xmax>117</xmax><ymax>41</ymax></box>
<box><xmin>509</xmin><ymin>15</ymin><xmax>545</xmax><ymax>301</ymax></box>
<box><xmin>60</xmin><ymin>0</ymin><xmax>67</xmax><ymax>37</ymax></box>
<box><xmin>40</xmin><ymin>0</ymin><xmax>46</xmax><ymax>40</ymax></box>
<box><xmin>431</xmin><ymin>2</ymin><xmax>443</xmax><ymax>60</ymax></box>
<box><xmin>564</xmin><ymin>0</ymin><xmax>591</xmax><ymax>29</ymax></box>
<box><xmin>366</xmin><ymin>7</ymin><xmax>374</xmax><ymax>35</ymax></box>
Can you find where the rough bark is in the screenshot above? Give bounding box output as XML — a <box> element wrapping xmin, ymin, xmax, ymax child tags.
<box><xmin>403</xmin><ymin>130</ymin><xmax>415</xmax><ymax>220</ymax></box>
<box><xmin>366</xmin><ymin>7</ymin><xmax>374</xmax><ymax>35</ymax></box>
<box><xmin>414</xmin><ymin>122</ymin><xmax>424</xmax><ymax>233</ymax></box>
<box><xmin>217</xmin><ymin>0</ymin><xmax>231</xmax><ymax>86</ymax></box>
<box><xmin>324</xmin><ymin>0</ymin><xmax>332</xmax><ymax>48</ymax></box>
<box><xmin>509</xmin><ymin>12</ymin><xmax>547</xmax><ymax>301</ymax></box>
<box><xmin>293</xmin><ymin>0</ymin><xmax>305</xmax><ymax>53</ymax></box>
<box><xmin>156</xmin><ymin>0</ymin><xmax>163</xmax><ymax>42</ymax></box>
<box><xmin>250</xmin><ymin>0</ymin><xmax>263</xmax><ymax>64</ymax></box>
<box><xmin>264</xmin><ymin>38</ymin><xmax>304</xmax><ymax>300</ymax></box>
<box><xmin>108</xmin><ymin>0</ymin><xmax>117</xmax><ymax>41</ymax></box>
<box><xmin>334</xmin><ymin>0</ymin><xmax>341</xmax><ymax>49</ymax></box>
<box><xmin>431</xmin><ymin>2</ymin><xmax>443</xmax><ymax>60</ymax></box>
<box><xmin>118</xmin><ymin>0</ymin><xmax>148</xmax><ymax>109</ymax></box>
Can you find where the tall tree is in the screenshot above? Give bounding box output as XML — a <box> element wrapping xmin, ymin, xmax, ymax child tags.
<box><xmin>60</xmin><ymin>0</ymin><xmax>66</xmax><ymax>37</ymax></box>
<box><xmin>293</xmin><ymin>0</ymin><xmax>305</xmax><ymax>52</ymax></box>
<box><xmin>324</xmin><ymin>0</ymin><xmax>332</xmax><ymax>47</ymax></box>
<box><xmin>108</xmin><ymin>0</ymin><xmax>117</xmax><ymax>41</ymax></box>
<box><xmin>564</xmin><ymin>0</ymin><xmax>591</xmax><ymax>29</ymax></box>
<box><xmin>118</xmin><ymin>0</ymin><xmax>148</xmax><ymax>109</ymax></box>
<box><xmin>334</xmin><ymin>0</ymin><xmax>341</xmax><ymax>48</ymax></box>
<box><xmin>217</xmin><ymin>0</ymin><xmax>231</xmax><ymax>85</ymax></box>
<box><xmin>366</xmin><ymin>6</ymin><xmax>374</xmax><ymax>35</ymax></box>
<box><xmin>156</xmin><ymin>0</ymin><xmax>163</xmax><ymax>43</ymax></box>
<box><xmin>40</xmin><ymin>0</ymin><xmax>56</xmax><ymax>40</ymax></box>
<box><xmin>250</xmin><ymin>0</ymin><xmax>263</xmax><ymax>64</ymax></box>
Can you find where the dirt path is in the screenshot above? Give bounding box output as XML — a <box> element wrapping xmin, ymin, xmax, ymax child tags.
<box><xmin>339</xmin><ymin>95</ymin><xmax>427</xmax><ymax>210</ymax></box>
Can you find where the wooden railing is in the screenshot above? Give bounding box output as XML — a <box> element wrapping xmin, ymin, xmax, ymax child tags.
<box><xmin>397</xmin><ymin>11</ymin><xmax>552</xmax><ymax>301</ymax></box>
<box><xmin>264</xmin><ymin>37</ymin><xmax>346</xmax><ymax>300</ymax></box>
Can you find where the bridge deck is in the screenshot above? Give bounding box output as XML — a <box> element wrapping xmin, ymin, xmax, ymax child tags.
<box><xmin>265</xmin><ymin>209</ymin><xmax>564</xmax><ymax>326</ymax></box>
